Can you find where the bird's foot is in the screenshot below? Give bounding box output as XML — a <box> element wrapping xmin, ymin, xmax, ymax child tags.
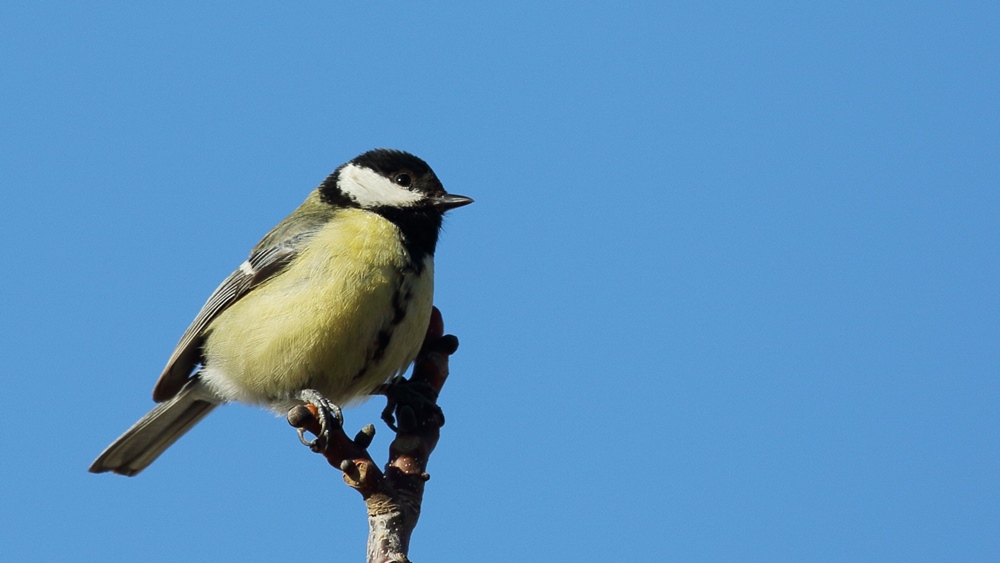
<box><xmin>376</xmin><ymin>377</ymin><xmax>445</xmax><ymax>433</ymax></box>
<box><xmin>295</xmin><ymin>389</ymin><xmax>343</xmax><ymax>452</ymax></box>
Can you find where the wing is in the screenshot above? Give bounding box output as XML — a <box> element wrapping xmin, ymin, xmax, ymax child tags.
<box><xmin>151</xmin><ymin>202</ymin><xmax>332</xmax><ymax>402</ymax></box>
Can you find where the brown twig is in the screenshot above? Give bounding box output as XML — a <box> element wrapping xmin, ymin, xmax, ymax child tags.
<box><xmin>287</xmin><ymin>306</ymin><xmax>458</xmax><ymax>563</ymax></box>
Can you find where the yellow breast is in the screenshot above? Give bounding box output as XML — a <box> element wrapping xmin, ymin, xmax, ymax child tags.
<box><xmin>201</xmin><ymin>208</ymin><xmax>434</xmax><ymax>406</ymax></box>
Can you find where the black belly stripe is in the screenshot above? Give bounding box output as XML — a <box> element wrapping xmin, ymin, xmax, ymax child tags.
<box><xmin>351</xmin><ymin>269</ymin><xmax>417</xmax><ymax>381</ymax></box>
<box><xmin>391</xmin><ymin>265</ymin><xmax>416</xmax><ymax>324</ymax></box>
<box><xmin>372</xmin><ymin>329</ymin><xmax>392</xmax><ymax>362</ymax></box>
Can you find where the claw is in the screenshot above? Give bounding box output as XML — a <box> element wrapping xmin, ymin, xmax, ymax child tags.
<box><xmin>296</xmin><ymin>427</ymin><xmax>313</xmax><ymax>447</ymax></box>
<box><xmin>296</xmin><ymin>389</ymin><xmax>343</xmax><ymax>452</ymax></box>
<box><xmin>377</xmin><ymin>378</ymin><xmax>444</xmax><ymax>433</ymax></box>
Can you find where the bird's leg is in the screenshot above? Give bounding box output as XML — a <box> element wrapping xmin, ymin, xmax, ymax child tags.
<box><xmin>375</xmin><ymin>379</ymin><xmax>401</xmax><ymax>432</ymax></box>
<box><xmin>296</xmin><ymin>389</ymin><xmax>343</xmax><ymax>452</ymax></box>
<box><xmin>374</xmin><ymin>377</ymin><xmax>444</xmax><ymax>433</ymax></box>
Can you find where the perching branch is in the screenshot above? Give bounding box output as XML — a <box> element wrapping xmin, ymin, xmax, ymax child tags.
<box><xmin>287</xmin><ymin>306</ymin><xmax>458</xmax><ymax>563</ymax></box>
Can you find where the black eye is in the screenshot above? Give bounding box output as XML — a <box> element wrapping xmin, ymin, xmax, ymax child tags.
<box><xmin>394</xmin><ymin>173</ymin><xmax>412</xmax><ymax>187</ymax></box>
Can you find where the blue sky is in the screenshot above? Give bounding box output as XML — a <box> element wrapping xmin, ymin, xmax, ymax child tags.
<box><xmin>1</xmin><ymin>2</ymin><xmax>997</xmax><ymax>561</ymax></box>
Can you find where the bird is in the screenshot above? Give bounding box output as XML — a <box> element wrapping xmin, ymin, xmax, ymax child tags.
<box><xmin>90</xmin><ymin>149</ymin><xmax>472</xmax><ymax>476</ymax></box>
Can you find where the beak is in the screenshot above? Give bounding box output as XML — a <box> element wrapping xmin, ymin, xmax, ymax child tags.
<box><xmin>433</xmin><ymin>193</ymin><xmax>474</xmax><ymax>211</ymax></box>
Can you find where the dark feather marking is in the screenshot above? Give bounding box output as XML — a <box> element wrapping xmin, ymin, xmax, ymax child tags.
<box><xmin>351</xmin><ymin>267</ymin><xmax>418</xmax><ymax>381</ymax></box>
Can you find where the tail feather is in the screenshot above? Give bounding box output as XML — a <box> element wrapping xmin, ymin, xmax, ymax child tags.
<box><xmin>90</xmin><ymin>381</ymin><xmax>219</xmax><ymax>476</ymax></box>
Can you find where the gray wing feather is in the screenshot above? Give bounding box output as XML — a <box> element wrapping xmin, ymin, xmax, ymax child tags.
<box><xmin>151</xmin><ymin>225</ymin><xmax>323</xmax><ymax>402</ymax></box>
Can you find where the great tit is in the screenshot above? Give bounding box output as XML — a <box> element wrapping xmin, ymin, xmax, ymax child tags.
<box><xmin>90</xmin><ymin>149</ymin><xmax>472</xmax><ymax>476</ymax></box>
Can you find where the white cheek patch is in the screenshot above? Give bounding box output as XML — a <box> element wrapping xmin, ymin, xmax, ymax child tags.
<box><xmin>338</xmin><ymin>164</ymin><xmax>424</xmax><ymax>208</ymax></box>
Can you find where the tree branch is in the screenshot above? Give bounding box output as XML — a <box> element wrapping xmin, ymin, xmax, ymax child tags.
<box><xmin>287</xmin><ymin>306</ymin><xmax>458</xmax><ymax>562</ymax></box>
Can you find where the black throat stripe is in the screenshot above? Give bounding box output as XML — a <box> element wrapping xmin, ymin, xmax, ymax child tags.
<box><xmin>372</xmin><ymin>206</ymin><xmax>441</xmax><ymax>270</ymax></box>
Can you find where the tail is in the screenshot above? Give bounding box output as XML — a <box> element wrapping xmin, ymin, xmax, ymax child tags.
<box><xmin>89</xmin><ymin>380</ymin><xmax>219</xmax><ymax>476</ymax></box>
